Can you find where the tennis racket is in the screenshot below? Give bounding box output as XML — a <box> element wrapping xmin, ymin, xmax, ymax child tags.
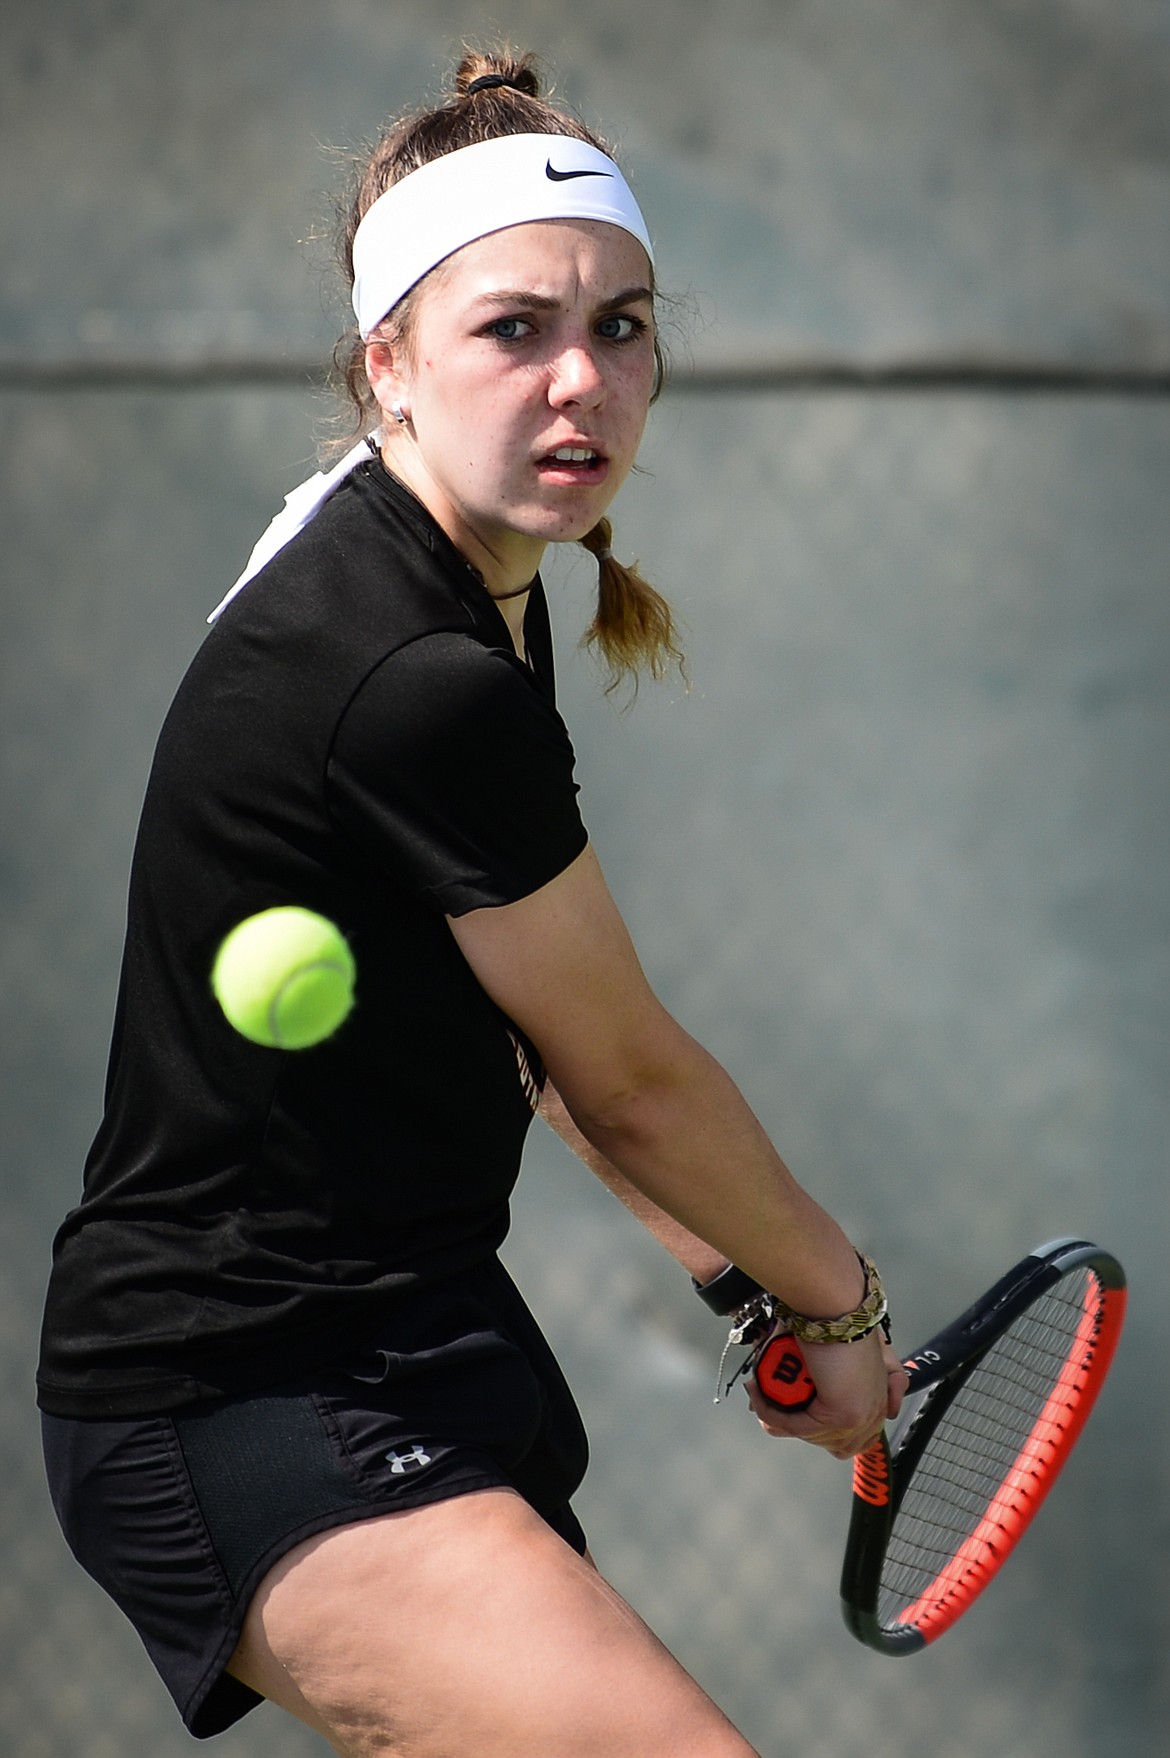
<box><xmin>752</xmin><ymin>1236</ymin><xmax>1126</xmax><ymax>1655</ymax></box>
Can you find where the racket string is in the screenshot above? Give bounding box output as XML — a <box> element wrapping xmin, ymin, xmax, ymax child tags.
<box><xmin>875</xmin><ymin>1270</ymin><xmax>1104</xmax><ymax>1629</ymax></box>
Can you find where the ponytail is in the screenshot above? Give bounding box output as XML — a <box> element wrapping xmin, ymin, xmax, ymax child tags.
<box><xmin>579</xmin><ymin>519</ymin><xmax>686</xmax><ymax>694</ymax></box>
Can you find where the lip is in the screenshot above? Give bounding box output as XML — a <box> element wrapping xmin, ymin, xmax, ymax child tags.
<box><xmin>534</xmin><ymin>440</ymin><xmax>610</xmax><ymax>485</ymax></box>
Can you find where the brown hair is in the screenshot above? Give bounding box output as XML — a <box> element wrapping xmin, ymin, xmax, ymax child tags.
<box><xmin>333</xmin><ymin>47</ymin><xmax>683</xmax><ymax>692</ymax></box>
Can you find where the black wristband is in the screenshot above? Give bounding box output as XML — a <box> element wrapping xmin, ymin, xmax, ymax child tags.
<box><xmin>692</xmin><ymin>1263</ymin><xmax>765</xmax><ymax>1317</ymax></box>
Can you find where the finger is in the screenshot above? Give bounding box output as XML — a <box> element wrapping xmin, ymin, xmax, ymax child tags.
<box><xmin>749</xmin><ymin>1385</ymin><xmax>886</xmax><ymax>1446</ymax></box>
<box><xmin>744</xmin><ymin>1379</ymin><xmax>813</xmax><ymax>1433</ymax></box>
<box><xmin>746</xmin><ymin>1391</ymin><xmax>864</xmax><ymax>1447</ymax></box>
<box><xmin>822</xmin><ymin>1421</ymin><xmax>883</xmax><ymax>1460</ymax></box>
<box><xmin>749</xmin><ymin>1399</ymin><xmax>818</xmax><ymax>1441</ymax></box>
<box><xmin>746</xmin><ymin>1367</ymin><xmax>888</xmax><ymax>1452</ymax></box>
<box><xmin>757</xmin><ymin>1408</ymin><xmax>884</xmax><ymax>1457</ymax></box>
<box><xmin>880</xmin><ymin>1337</ymin><xmax>910</xmax><ymax>1418</ymax></box>
<box><xmin>886</xmin><ymin>1366</ymin><xmax>910</xmax><ymax>1418</ymax></box>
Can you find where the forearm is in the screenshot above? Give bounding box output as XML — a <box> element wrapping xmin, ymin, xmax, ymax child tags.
<box><xmin>538</xmin><ymin>1082</ymin><xmax>729</xmax><ymax>1286</ymax></box>
<box><xmin>547</xmin><ymin>1026</ymin><xmax>866</xmax><ymax>1322</ymax></box>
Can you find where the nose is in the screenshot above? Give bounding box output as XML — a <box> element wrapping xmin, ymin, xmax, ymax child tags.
<box><xmin>548</xmin><ymin>341</ymin><xmax>606</xmax><ymax>409</ymax></box>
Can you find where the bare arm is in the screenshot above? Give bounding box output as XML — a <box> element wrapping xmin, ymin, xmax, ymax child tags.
<box><xmin>450</xmin><ymin>844</ymin><xmax>900</xmax><ymax>1455</ymax></box>
<box><xmin>538</xmin><ymin>1081</ymin><xmax>729</xmax><ymax>1287</ymax></box>
<box><xmin>538</xmin><ymin>1076</ymin><xmax>906</xmax><ymax>1449</ymax></box>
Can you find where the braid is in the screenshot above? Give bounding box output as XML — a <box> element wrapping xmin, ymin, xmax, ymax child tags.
<box><xmin>579</xmin><ymin>520</ymin><xmax>686</xmax><ymax>694</ymax></box>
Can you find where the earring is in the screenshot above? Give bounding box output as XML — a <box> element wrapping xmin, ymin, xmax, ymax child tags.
<box><xmin>391</xmin><ymin>403</ymin><xmax>409</xmax><ymax>426</ymax></box>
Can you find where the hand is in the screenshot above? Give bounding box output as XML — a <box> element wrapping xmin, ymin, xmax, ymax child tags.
<box><xmin>746</xmin><ymin>1326</ymin><xmax>909</xmax><ymax>1460</ymax></box>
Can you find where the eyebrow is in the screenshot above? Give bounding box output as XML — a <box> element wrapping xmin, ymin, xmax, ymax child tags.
<box><xmin>471</xmin><ymin>285</ymin><xmax>655</xmax><ymax>313</ymax></box>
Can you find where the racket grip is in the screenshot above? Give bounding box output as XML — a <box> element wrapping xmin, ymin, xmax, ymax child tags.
<box><xmin>754</xmin><ymin>1332</ymin><xmax>817</xmax><ymax>1412</ymax></box>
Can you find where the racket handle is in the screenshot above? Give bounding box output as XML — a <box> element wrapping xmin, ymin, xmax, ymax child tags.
<box><xmin>754</xmin><ymin>1332</ymin><xmax>817</xmax><ymax>1412</ymax></box>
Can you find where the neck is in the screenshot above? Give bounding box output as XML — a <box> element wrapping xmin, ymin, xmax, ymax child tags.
<box><xmin>490</xmin><ymin>583</ymin><xmax>530</xmax><ymax>661</ymax></box>
<box><xmin>380</xmin><ymin>442</ymin><xmax>545</xmax><ymax>600</ymax></box>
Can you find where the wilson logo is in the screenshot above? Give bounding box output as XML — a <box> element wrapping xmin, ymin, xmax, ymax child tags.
<box><xmin>853</xmin><ymin>1445</ymin><xmax>892</xmax><ymax>1508</ymax></box>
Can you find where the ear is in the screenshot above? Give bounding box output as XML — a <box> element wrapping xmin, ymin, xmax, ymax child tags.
<box><xmin>364</xmin><ymin>336</ymin><xmax>412</xmax><ymax>423</ymax></box>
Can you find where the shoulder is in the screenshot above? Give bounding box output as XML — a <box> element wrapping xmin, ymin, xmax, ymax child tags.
<box><xmin>327</xmin><ymin>627</ymin><xmax>585</xmax><ymax>913</ymax></box>
<box><xmin>212</xmin><ymin>461</ymin><xmax>481</xmax><ymax>652</ymax></box>
<box><xmin>338</xmin><ymin>631</ymin><xmax>561</xmax><ymax>762</ymax></box>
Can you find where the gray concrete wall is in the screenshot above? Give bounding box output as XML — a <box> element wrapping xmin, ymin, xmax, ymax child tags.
<box><xmin>3</xmin><ymin>5</ymin><xmax>1167</xmax><ymax>1755</ymax></box>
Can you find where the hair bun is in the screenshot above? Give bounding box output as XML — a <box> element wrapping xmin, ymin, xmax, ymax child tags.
<box><xmin>455</xmin><ymin>51</ymin><xmax>540</xmax><ymax>101</ymax></box>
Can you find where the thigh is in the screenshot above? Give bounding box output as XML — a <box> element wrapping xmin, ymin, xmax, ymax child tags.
<box><xmin>229</xmin><ymin>1486</ymin><xmax>758</xmax><ymax>1758</ymax></box>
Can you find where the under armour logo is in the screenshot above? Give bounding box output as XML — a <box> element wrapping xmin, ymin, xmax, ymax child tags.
<box><xmin>384</xmin><ymin>1446</ymin><xmax>432</xmax><ymax>1474</ymax></box>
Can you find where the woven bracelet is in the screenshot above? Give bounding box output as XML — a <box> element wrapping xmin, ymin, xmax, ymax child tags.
<box><xmin>695</xmin><ymin>1252</ymin><xmax>889</xmax><ymax>1344</ymax></box>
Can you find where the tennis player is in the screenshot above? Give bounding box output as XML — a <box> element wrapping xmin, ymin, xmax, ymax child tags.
<box><xmin>38</xmin><ymin>50</ymin><xmax>904</xmax><ymax>1757</ymax></box>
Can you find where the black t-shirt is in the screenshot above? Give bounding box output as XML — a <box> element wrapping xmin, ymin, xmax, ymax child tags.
<box><xmin>37</xmin><ymin>462</ymin><xmax>588</xmax><ymax>1417</ymax></box>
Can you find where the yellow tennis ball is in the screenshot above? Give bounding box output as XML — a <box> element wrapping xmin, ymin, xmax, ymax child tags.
<box><xmin>211</xmin><ymin>907</ymin><xmax>356</xmax><ymax>1049</ymax></box>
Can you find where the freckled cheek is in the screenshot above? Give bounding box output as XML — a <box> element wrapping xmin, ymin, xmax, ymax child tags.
<box><xmin>615</xmin><ymin>357</ymin><xmax>656</xmax><ymax>429</ymax></box>
<box><xmin>442</xmin><ymin>393</ymin><xmax>536</xmax><ymax>496</ymax></box>
<box><xmin>431</xmin><ymin>381</ymin><xmax>516</xmax><ymax>464</ymax></box>
<box><xmin>613</xmin><ymin>384</ymin><xmax>654</xmax><ymax>460</ymax></box>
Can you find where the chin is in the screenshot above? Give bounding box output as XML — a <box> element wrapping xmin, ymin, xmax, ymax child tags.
<box><xmin>538</xmin><ymin>503</ymin><xmax>614</xmax><ymax>544</ymax></box>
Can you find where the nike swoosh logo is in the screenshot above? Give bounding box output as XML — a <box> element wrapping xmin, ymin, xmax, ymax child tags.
<box><xmin>545</xmin><ymin>161</ymin><xmax>614</xmax><ymax>183</ymax></box>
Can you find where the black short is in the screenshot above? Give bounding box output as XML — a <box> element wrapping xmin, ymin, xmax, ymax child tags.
<box><xmin>41</xmin><ymin>1258</ymin><xmax>589</xmax><ymax>1739</ymax></box>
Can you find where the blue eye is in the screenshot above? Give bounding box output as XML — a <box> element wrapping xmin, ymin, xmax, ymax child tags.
<box><xmin>486</xmin><ymin>316</ymin><xmax>534</xmax><ymax>342</ymax></box>
<box><xmin>596</xmin><ymin>313</ymin><xmax>647</xmax><ymax>344</ymax></box>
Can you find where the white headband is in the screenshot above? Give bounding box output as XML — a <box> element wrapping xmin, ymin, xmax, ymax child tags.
<box><xmin>351</xmin><ymin>131</ymin><xmax>654</xmax><ymax>339</ymax></box>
